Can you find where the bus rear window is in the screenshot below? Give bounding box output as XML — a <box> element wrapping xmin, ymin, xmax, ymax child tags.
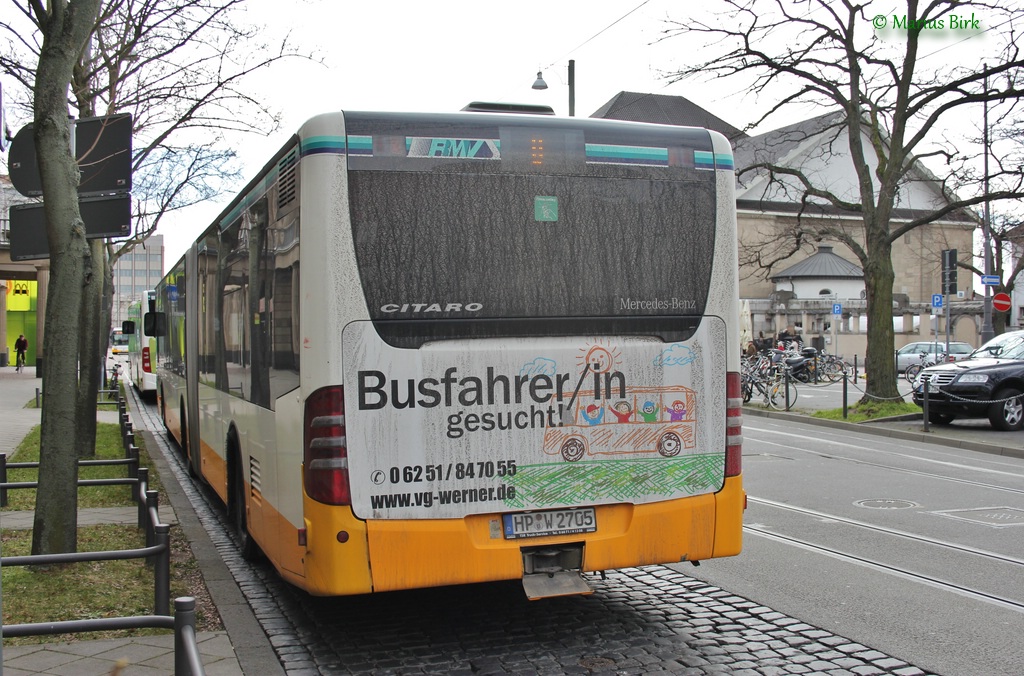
<box><xmin>350</xmin><ymin>171</ymin><xmax>716</xmax><ymax>322</ymax></box>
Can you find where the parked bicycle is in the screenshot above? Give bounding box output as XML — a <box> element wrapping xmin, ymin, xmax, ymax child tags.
<box><xmin>741</xmin><ymin>354</ymin><xmax>799</xmax><ymax>410</ymax></box>
<box><xmin>107</xmin><ymin>363</ymin><xmax>123</xmax><ymax>400</ymax></box>
<box><xmin>905</xmin><ymin>352</ymin><xmax>947</xmax><ymax>383</ymax></box>
<box><xmin>816</xmin><ymin>350</ymin><xmax>853</xmax><ymax>383</ymax></box>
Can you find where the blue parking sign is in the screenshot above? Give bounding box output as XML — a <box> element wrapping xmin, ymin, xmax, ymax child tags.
<box><xmin>832</xmin><ymin>303</ymin><xmax>842</xmax><ymax>315</ymax></box>
<box><xmin>932</xmin><ymin>294</ymin><xmax>943</xmax><ymax>308</ymax></box>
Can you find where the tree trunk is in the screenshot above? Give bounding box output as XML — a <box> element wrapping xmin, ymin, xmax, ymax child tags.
<box><xmin>75</xmin><ymin>239</ymin><xmax>104</xmax><ymax>459</ymax></box>
<box><xmin>30</xmin><ymin>0</ymin><xmax>104</xmax><ymax>556</ymax></box>
<box><xmin>861</xmin><ymin>231</ymin><xmax>902</xmax><ymax>404</ymax></box>
<box><xmin>31</xmin><ymin>112</ymin><xmax>87</xmax><ymax>553</ymax></box>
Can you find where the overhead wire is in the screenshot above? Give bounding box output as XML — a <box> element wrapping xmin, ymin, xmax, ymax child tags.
<box><xmin>536</xmin><ymin>0</ymin><xmax>652</xmax><ymax>73</ymax></box>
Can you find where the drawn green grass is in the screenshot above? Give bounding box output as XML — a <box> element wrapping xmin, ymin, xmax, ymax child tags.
<box><xmin>504</xmin><ymin>454</ymin><xmax>723</xmax><ymax>508</ymax></box>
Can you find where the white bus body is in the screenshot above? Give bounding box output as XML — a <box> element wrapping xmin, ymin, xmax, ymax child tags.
<box><xmin>154</xmin><ymin>109</ymin><xmax>744</xmax><ymax>597</ymax></box>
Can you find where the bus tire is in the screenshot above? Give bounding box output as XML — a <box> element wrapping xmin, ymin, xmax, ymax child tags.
<box><xmin>180</xmin><ymin>401</ymin><xmax>197</xmax><ymax>478</ymax></box>
<box><xmin>229</xmin><ymin>435</ymin><xmax>261</xmax><ymax>561</ymax></box>
<box><xmin>159</xmin><ymin>388</ymin><xmax>168</xmax><ymax>432</ymax></box>
<box><xmin>658</xmin><ymin>432</ymin><xmax>682</xmax><ymax>457</ymax></box>
<box><xmin>560</xmin><ymin>437</ymin><xmax>586</xmax><ymax>462</ymax></box>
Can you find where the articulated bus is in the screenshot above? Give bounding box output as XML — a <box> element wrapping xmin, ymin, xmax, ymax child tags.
<box><xmin>151</xmin><ymin>107</ymin><xmax>745</xmax><ymax>599</ymax></box>
<box><xmin>122</xmin><ymin>290</ymin><xmax>157</xmax><ymax>396</ymax></box>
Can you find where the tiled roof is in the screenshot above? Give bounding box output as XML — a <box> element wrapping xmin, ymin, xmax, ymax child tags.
<box><xmin>733</xmin><ymin>111</ymin><xmax>845</xmax><ymax>172</ymax></box>
<box><xmin>590</xmin><ymin>92</ymin><xmax>747</xmax><ymax>141</ymax></box>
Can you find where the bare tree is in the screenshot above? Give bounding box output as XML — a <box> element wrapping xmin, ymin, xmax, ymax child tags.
<box><xmin>662</xmin><ymin>0</ymin><xmax>1024</xmax><ymax>401</ymax></box>
<box><xmin>2</xmin><ymin>0</ymin><xmax>314</xmax><ymax>554</ymax></box>
<box><xmin>960</xmin><ymin>212</ymin><xmax>1024</xmax><ymax>334</ymax></box>
<box><xmin>17</xmin><ymin>0</ymin><xmax>102</xmax><ymax>555</ymax></box>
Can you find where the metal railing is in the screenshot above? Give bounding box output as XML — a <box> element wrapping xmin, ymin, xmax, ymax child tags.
<box><xmin>0</xmin><ymin>389</ymin><xmax>207</xmax><ymax>675</ymax></box>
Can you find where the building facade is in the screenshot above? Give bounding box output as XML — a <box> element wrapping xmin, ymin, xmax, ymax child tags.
<box><xmin>593</xmin><ymin>92</ymin><xmax>982</xmax><ymax>356</ymax></box>
<box><xmin>112</xmin><ymin>234</ymin><xmax>164</xmax><ymax>330</ymax></box>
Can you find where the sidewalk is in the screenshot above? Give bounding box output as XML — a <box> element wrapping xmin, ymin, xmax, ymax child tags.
<box><xmin>744</xmin><ymin>377</ymin><xmax>1024</xmax><ymax>460</ymax></box>
<box><xmin>0</xmin><ymin>366</ymin><xmax>251</xmax><ymax>675</ymax></box>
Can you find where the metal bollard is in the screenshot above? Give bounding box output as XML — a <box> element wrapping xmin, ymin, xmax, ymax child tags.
<box><xmin>0</xmin><ymin>453</ymin><xmax>7</xmax><ymax>507</ymax></box>
<box><xmin>154</xmin><ymin>523</ymin><xmax>171</xmax><ymax>616</ymax></box>
<box><xmin>127</xmin><ymin>445</ymin><xmax>140</xmax><ymax>479</ymax></box>
<box><xmin>842</xmin><ymin>372</ymin><xmax>848</xmax><ymax>419</ymax></box>
<box><xmin>922</xmin><ymin>379</ymin><xmax>930</xmax><ymax>433</ymax></box>
<box><xmin>146</xmin><ymin>489</ymin><xmax>159</xmax><ymax>551</ymax></box>
<box><xmin>785</xmin><ymin>368</ymin><xmax>792</xmax><ymax>410</ymax></box>
<box><xmin>137</xmin><ymin>467</ymin><xmax>149</xmax><ymax>529</ymax></box>
<box><xmin>174</xmin><ymin>597</ymin><xmax>205</xmax><ymax>676</ymax></box>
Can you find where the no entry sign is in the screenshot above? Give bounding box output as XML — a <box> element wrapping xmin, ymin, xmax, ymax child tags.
<box><xmin>992</xmin><ymin>292</ymin><xmax>1012</xmax><ymax>313</ymax></box>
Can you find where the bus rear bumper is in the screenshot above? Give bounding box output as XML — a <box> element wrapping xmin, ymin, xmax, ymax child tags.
<box><xmin>353</xmin><ymin>475</ymin><xmax>744</xmax><ymax>594</ymax></box>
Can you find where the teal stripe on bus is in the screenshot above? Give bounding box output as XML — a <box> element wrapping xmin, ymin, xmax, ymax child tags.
<box><xmin>586</xmin><ymin>144</ymin><xmax>669</xmax><ymax>166</ymax></box>
<box><xmin>694</xmin><ymin>150</ymin><xmax>735</xmax><ymax>171</ymax></box>
<box><xmin>301</xmin><ymin>136</ymin><xmax>346</xmax><ymax>156</ymax></box>
<box><xmin>347</xmin><ymin>135</ymin><xmax>373</xmax><ymax>155</ymax></box>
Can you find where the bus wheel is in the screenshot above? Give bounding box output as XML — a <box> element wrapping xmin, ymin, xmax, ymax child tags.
<box><xmin>560</xmin><ymin>437</ymin><xmax>586</xmax><ymax>462</ymax></box>
<box><xmin>180</xmin><ymin>402</ymin><xmax>197</xmax><ymax>477</ymax></box>
<box><xmin>159</xmin><ymin>388</ymin><xmax>168</xmax><ymax>432</ymax></box>
<box><xmin>230</xmin><ymin>444</ymin><xmax>261</xmax><ymax>561</ymax></box>
<box><xmin>658</xmin><ymin>432</ymin><xmax>682</xmax><ymax>457</ymax></box>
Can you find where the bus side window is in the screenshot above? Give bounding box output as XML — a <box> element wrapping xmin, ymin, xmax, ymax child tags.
<box><xmin>144</xmin><ymin>312</ymin><xmax>167</xmax><ymax>337</ymax></box>
<box><xmin>122</xmin><ymin>320</ymin><xmax>136</xmax><ymax>336</ymax></box>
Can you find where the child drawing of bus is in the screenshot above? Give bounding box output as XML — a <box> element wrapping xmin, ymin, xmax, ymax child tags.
<box><xmin>542</xmin><ymin>385</ymin><xmax>697</xmax><ymax>462</ymax></box>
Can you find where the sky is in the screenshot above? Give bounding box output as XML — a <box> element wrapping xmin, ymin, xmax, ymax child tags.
<box><xmin>154</xmin><ymin>0</ymin><xmax>782</xmax><ymax>263</ymax></box>
<box><xmin>0</xmin><ymin>0</ymin><xmax>1008</xmax><ymax>266</ymax></box>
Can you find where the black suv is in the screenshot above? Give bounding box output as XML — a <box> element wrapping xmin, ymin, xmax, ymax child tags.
<box><xmin>912</xmin><ymin>330</ymin><xmax>1024</xmax><ymax>431</ymax></box>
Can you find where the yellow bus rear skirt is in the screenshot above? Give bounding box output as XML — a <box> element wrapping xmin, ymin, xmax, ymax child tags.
<box><xmin>361</xmin><ymin>475</ymin><xmax>744</xmax><ymax>594</ymax></box>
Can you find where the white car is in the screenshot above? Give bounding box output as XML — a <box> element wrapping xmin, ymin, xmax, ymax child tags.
<box><xmin>896</xmin><ymin>341</ymin><xmax>973</xmax><ymax>372</ymax></box>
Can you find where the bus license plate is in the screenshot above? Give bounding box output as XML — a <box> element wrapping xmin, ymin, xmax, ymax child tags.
<box><xmin>502</xmin><ymin>508</ymin><xmax>596</xmax><ymax>539</ymax></box>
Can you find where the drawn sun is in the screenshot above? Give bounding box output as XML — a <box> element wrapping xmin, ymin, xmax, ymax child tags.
<box><xmin>577</xmin><ymin>341</ymin><xmax>622</xmax><ymax>374</ymax></box>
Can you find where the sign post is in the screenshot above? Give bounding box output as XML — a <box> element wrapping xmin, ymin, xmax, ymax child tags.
<box><xmin>832</xmin><ymin>302</ymin><xmax>841</xmax><ymax>354</ymax></box>
<box><xmin>940</xmin><ymin>250</ymin><xmax>957</xmax><ymax>352</ymax></box>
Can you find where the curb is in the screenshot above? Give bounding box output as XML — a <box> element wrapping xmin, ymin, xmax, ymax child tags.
<box><xmin>742</xmin><ymin>406</ymin><xmax>1024</xmax><ymax>460</ymax></box>
<box><xmin>124</xmin><ymin>391</ymin><xmax>285</xmax><ymax>676</ymax></box>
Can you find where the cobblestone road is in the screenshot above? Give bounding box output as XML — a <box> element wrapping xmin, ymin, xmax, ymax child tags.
<box><xmin>133</xmin><ymin>391</ymin><xmax>939</xmax><ymax>676</ymax></box>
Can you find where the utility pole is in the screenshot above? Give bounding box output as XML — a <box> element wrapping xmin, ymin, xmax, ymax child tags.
<box><xmin>981</xmin><ymin>65</ymin><xmax>995</xmax><ymax>343</ymax></box>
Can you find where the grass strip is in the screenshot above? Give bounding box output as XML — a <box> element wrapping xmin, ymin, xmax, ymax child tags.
<box><xmin>1</xmin><ymin>413</ymin><xmax>220</xmax><ymax>644</ymax></box>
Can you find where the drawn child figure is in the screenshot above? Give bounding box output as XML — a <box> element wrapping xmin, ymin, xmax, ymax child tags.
<box><xmin>667</xmin><ymin>399</ymin><xmax>687</xmax><ymax>421</ymax></box>
<box><xmin>580</xmin><ymin>403</ymin><xmax>605</xmax><ymax>426</ymax></box>
<box><xmin>610</xmin><ymin>400</ymin><xmax>633</xmax><ymax>423</ymax></box>
<box><xmin>639</xmin><ymin>400</ymin><xmax>659</xmax><ymax>422</ymax></box>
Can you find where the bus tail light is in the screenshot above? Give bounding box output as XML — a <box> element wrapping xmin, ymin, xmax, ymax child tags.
<box><xmin>142</xmin><ymin>347</ymin><xmax>151</xmax><ymax>373</ymax></box>
<box><xmin>725</xmin><ymin>371</ymin><xmax>742</xmax><ymax>477</ymax></box>
<box><xmin>304</xmin><ymin>386</ymin><xmax>351</xmax><ymax>505</ymax></box>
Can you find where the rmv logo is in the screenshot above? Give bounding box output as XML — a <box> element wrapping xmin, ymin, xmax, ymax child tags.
<box><xmin>427</xmin><ymin>138</ymin><xmax>497</xmax><ymax>159</ymax></box>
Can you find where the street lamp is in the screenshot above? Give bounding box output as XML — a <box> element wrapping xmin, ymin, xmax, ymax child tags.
<box><xmin>532</xmin><ymin>59</ymin><xmax>575</xmax><ymax>116</ymax></box>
